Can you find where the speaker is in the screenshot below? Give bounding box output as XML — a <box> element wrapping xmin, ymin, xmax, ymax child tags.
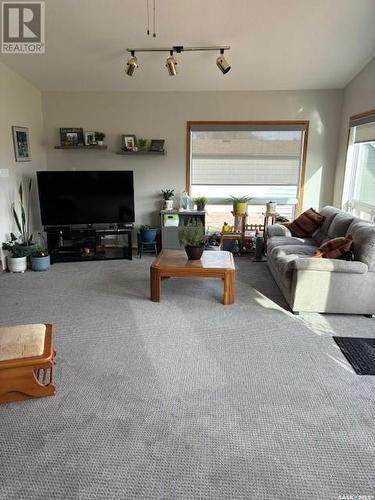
<box><xmin>253</xmin><ymin>236</ymin><xmax>266</xmax><ymax>262</ymax></box>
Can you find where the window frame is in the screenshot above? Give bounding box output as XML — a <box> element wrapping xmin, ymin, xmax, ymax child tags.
<box><xmin>186</xmin><ymin>120</ymin><xmax>309</xmax><ymax>215</ymax></box>
<box><xmin>342</xmin><ymin>109</ymin><xmax>375</xmax><ymax>219</ymax></box>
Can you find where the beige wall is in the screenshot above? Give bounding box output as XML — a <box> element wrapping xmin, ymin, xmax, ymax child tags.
<box><xmin>42</xmin><ymin>90</ymin><xmax>343</xmax><ymax>227</ymax></box>
<box><xmin>0</xmin><ymin>62</ymin><xmax>47</xmax><ymax>267</ymax></box>
<box><xmin>333</xmin><ymin>56</ymin><xmax>375</xmax><ymax>206</ymax></box>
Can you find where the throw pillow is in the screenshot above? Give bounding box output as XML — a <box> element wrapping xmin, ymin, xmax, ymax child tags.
<box><xmin>313</xmin><ymin>235</ymin><xmax>353</xmax><ymax>259</ymax></box>
<box><xmin>287</xmin><ymin>208</ymin><xmax>325</xmax><ymax>237</ymax></box>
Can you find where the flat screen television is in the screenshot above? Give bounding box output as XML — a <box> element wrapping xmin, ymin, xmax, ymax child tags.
<box><xmin>37</xmin><ymin>170</ymin><xmax>135</xmax><ymax>226</ymax></box>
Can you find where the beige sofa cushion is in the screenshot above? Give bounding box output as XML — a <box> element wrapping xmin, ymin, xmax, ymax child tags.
<box><xmin>0</xmin><ymin>324</ymin><xmax>46</xmax><ymax>361</ymax></box>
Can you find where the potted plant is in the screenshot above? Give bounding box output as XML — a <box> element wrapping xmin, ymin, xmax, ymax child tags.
<box><xmin>229</xmin><ymin>195</ymin><xmax>252</xmax><ymax>216</ymax></box>
<box><xmin>95</xmin><ymin>131</ymin><xmax>106</xmax><ymax>146</ymax></box>
<box><xmin>194</xmin><ymin>196</ymin><xmax>208</xmax><ymax>212</ymax></box>
<box><xmin>138</xmin><ymin>138</ymin><xmax>148</xmax><ymax>150</ymax></box>
<box><xmin>179</xmin><ymin>220</ymin><xmax>205</xmax><ymax>260</ymax></box>
<box><xmin>2</xmin><ymin>180</ymin><xmax>36</xmax><ymax>271</ymax></box>
<box><xmin>139</xmin><ymin>224</ymin><xmax>157</xmax><ymax>243</ymax></box>
<box><xmin>161</xmin><ymin>189</ymin><xmax>175</xmax><ymax>210</ymax></box>
<box><xmin>30</xmin><ymin>245</ymin><xmax>50</xmax><ymax>272</ymax></box>
<box><xmin>2</xmin><ymin>238</ymin><xmax>31</xmax><ymax>272</ymax></box>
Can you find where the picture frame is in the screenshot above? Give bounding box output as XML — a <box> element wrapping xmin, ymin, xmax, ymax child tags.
<box><xmin>84</xmin><ymin>131</ymin><xmax>96</xmax><ymax>146</ymax></box>
<box><xmin>60</xmin><ymin>128</ymin><xmax>84</xmax><ymax>146</ymax></box>
<box><xmin>12</xmin><ymin>126</ymin><xmax>31</xmax><ymax>162</ymax></box>
<box><xmin>121</xmin><ymin>134</ymin><xmax>137</xmax><ymax>151</ymax></box>
<box><xmin>149</xmin><ymin>139</ymin><xmax>165</xmax><ymax>152</ymax></box>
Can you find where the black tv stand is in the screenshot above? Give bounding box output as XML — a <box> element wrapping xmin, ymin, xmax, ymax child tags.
<box><xmin>45</xmin><ymin>226</ymin><xmax>133</xmax><ymax>263</ymax></box>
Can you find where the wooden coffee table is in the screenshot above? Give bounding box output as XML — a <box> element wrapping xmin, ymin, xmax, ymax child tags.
<box><xmin>150</xmin><ymin>250</ymin><xmax>236</xmax><ymax>305</ymax></box>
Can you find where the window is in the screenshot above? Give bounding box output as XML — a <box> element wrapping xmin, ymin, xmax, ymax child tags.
<box><xmin>187</xmin><ymin>122</ymin><xmax>308</xmax><ymax>230</ymax></box>
<box><xmin>342</xmin><ymin>110</ymin><xmax>375</xmax><ymax>222</ymax></box>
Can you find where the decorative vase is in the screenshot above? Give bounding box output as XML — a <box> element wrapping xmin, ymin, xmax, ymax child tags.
<box><xmin>185</xmin><ymin>245</ymin><xmax>204</xmax><ymax>260</ymax></box>
<box><xmin>7</xmin><ymin>256</ymin><xmax>27</xmax><ymax>273</ymax></box>
<box><xmin>233</xmin><ymin>202</ymin><xmax>247</xmax><ymax>216</ymax></box>
<box><xmin>164</xmin><ymin>199</ymin><xmax>173</xmax><ymax>210</ymax></box>
<box><xmin>140</xmin><ymin>228</ymin><xmax>157</xmax><ymax>243</ymax></box>
<box><xmin>31</xmin><ymin>255</ymin><xmax>50</xmax><ymax>272</ymax></box>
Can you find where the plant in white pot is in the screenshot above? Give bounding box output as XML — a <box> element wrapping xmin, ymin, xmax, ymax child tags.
<box><xmin>2</xmin><ymin>179</ymin><xmax>36</xmax><ymax>272</ymax></box>
<box><xmin>161</xmin><ymin>189</ymin><xmax>174</xmax><ymax>210</ymax></box>
<box><xmin>95</xmin><ymin>131</ymin><xmax>106</xmax><ymax>146</ymax></box>
<box><xmin>2</xmin><ymin>238</ymin><xmax>30</xmax><ymax>272</ymax></box>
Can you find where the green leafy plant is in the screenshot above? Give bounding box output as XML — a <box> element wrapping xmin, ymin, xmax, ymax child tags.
<box><xmin>12</xmin><ymin>180</ymin><xmax>33</xmax><ymax>244</ymax></box>
<box><xmin>228</xmin><ymin>195</ymin><xmax>252</xmax><ymax>204</ymax></box>
<box><xmin>30</xmin><ymin>244</ymin><xmax>49</xmax><ymax>257</ymax></box>
<box><xmin>161</xmin><ymin>189</ymin><xmax>174</xmax><ymax>200</ymax></box>
<box><xmin>95</xmin><ymin>131</ymin><xmax>106</xmax><ymax>141</ymax></box>
<box><xmin>194</xmin><ymin>196</ymin><xmax>208</xmax><ymax>210</ymax></box>
<box><xmin>2</xmin><ymin>240</ymin><xmax>33</xmax><ymax>257</ymax></box>
<box><xmin>139</xmin><ymin>224</ymin><xmax>151</xmax><ymax>231</ymax></box>
<box><xmin>138</xmin><ymin>138</ymin><xmax>148</xmax><ymax>149</ymax></box>
<box><xmin>179</xmin><ymin>220</ymin><xmax>205</xmax><ymax>247</ymax></box>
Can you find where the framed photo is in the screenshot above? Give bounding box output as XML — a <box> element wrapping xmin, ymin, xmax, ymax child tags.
<box><xmin>60</xmin><ymin>128</ymin><xmax>84</xmax><ymax>146</ymax></box>
<box><xmin>149</xmin><ymin>139</ymin><xmax>165</xmax><ymax>152</ymax></box>
<box><xmin>12</xmin><ymin>126</ymin><xmax>31</xmax><ymax>162</ymax></box>
<box><xmin>122</xmin><ymin>134</ymin><xmax>137</xmax><ymax>151</ymax></box>
<box><xmin>85</xmin><ymin>131</ymin><xmax>96</xmax><ymax>146</ymax></box>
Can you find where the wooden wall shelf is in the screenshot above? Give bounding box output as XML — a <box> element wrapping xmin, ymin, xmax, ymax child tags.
<box><xmin>54</xmin><ymin>145</ymin><xmax>108</xmax><ymax>150</ymax></box>
<box><xmin>116</xmin><ymin>150</ymin><xmax>166</xmax><ymax>156</ymax></box>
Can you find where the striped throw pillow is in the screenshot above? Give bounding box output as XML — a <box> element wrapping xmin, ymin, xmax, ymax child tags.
<box><xmin>313</xmin><ymin>235</ymin><xmax>353</xmax><ymax>258</ymax></box>
<box><xmin>287</xmin><ymin>208</ymin><xmax>325</xmax><ymax>237</ymax></box>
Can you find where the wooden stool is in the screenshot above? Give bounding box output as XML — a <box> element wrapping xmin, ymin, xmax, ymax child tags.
<box><xmin>0</xmin><ymin>324</ymin><xmax>56</xmax><ymax>404</ymax></box>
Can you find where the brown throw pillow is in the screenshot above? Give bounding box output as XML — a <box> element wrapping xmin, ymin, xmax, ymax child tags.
<box><xmin>313</xmin><ymin>235</ymin><xmax>353</xmax><ymax>259</ymax></box>
<box><xmin>287</xmin><ymin>208</ymin><xmax>325</xmax><ymax>237</ymax></box>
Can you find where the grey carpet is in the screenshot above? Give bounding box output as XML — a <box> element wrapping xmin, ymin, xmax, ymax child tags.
<box><xmin>0</xmin><ymin>256</ymin><xmax>374</xmax><ymax>499</ymax></box>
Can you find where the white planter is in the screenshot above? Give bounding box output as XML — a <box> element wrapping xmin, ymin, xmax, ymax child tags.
<box><xmin>97</xmin><ymin>141</ymin><xmax>103</xmax><ymax>146</ymax></box>
<box><xmin>164</xmin><ymin>199</ymin><xmax>174</xmax><ymax>210</ymax></box>
<box><xmin>7</xmin><ymin>256</ymin><xmax>27</xmax><ymax>273</ymax></box>
<box><xmin>266</xmin><ymin>201</ymin><xmax>277</xmax><ymax>214</ymax></box>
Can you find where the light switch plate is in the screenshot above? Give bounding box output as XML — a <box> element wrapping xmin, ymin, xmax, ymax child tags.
<box><xmin>0</xmin><ymin>169</ymin><xmax>9</xmax><ymax>177</ymax></box>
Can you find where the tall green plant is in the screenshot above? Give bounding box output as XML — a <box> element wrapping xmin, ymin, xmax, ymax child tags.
<box><xmin>12</xmin><ymin>179</ymin><xmax>33</xmax><ymax>244</ymax></box>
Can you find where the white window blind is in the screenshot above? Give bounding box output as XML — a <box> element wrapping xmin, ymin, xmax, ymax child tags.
<box><xmin>190</xmin><ymin>127</ymin><xmax>305</xmax><ymax>205</ymax></box>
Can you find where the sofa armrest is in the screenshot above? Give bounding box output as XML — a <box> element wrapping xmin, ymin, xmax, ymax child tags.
<box><xmin>267</xmin><ymin>224</ymin><xmax>292</xmax><ymax>238</ymax></box>
<box><xmin>291</xmin><ymin>258</ymin><xmax>368</xmax><ymax>274</ymax></box>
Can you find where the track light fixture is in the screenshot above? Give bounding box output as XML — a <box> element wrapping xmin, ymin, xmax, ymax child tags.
<box><xmin>125</xmin><ymin>51</ymin><xmax>138</xmax><ymax>76</ymax></box>
<box><xmin>216</xmin><ymin>48</ymin><xmax>231</xmax><ymax>74</ymax></box>
<box><xmin>125</xmin><ymin>46</ymin><xmax>231</xmax><ymax>77</ymax></box>
<box><xmin>166</xmin><ymin>50</ymin><xmax>178</xmax><ymax>76</ymax></box>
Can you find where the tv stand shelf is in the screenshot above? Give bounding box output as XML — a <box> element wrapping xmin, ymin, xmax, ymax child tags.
<box><xmin>46</xmin><ymin>226</ymin><xmax>133</xmax><ymax>263</ymax></box>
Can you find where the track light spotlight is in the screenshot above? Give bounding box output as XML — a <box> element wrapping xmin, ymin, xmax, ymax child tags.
<box><xmin>166</xmin><ymin>51</ymin><xmax>178</xmax><ymax>76</ymax></box>
<box><xmin>126</xmin><ymin>52</ymin><xmax>138</xmax><ymax>76</ymax></box>
<box><xmin>216</xmin><ymin>49</ymin><xmax>231</xmax><ymax>74</ymax></box>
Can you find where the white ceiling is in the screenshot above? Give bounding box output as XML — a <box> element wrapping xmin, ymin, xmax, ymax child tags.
<box><xmin>1</xmin><ymin>0</ymin><xmax>375</xmax><ymax>91</ymax></box>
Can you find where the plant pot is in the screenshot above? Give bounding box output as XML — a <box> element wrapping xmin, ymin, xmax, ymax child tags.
<box><xmin>233</xmin><ymin>202</ymin><xmax>247</xmax><ymax>216</ymax></box>
<box><xmin>7</xmin><ymin>256</ymin><xmax>27</xmax><ymax>273</ymax></box>
<box><xmin>140</xmin><ymin>228</ymin><xmax>157</xmax><ymax>243</ymax></box>
<box><xmin>164</xmin><ymin>199</ymin><xmax>173</xmax><ymax>210</ymax></box>
<box><xmin>196</xmin><ymin>203</ymin><xmax>206</xmax><ymax>212</ymax></box>
<box><xmin>97</xmin><ymin>141</ymin><xmax>104</xmax><ymax>146</ymax></box>
<box><xmin>31</xmin><ymin>255</ymin><xmax>50</xmax><ymax>272</ymax></box>
<box><xmin>185</xmin><ymin>245</ymin><xmax>204</xmax><ymax>260</ymax></box>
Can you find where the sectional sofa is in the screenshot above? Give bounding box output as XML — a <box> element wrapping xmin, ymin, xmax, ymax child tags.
<box><xmin>266</xmin><ymin>206</ymin><xmax>375</xmax><ymax>315</ymax></box>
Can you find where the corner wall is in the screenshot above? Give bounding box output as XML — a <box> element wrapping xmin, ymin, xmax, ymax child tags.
<box><xmin>333</xmin><ymin>56</ymin><xmax>375</xmax><ymax>206</ymax></box>
<box><xmin>42</xmin><ymin>89</ymin><xmax>343</xmax><ymax>226</ymax></box>
<box><xmin>0</xmin><ymin>61</ymin><xmax>47</xmax><ymax>266</ymax></box>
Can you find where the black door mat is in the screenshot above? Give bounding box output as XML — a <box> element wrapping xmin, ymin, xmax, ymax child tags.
<box><xmin>333</xmin><ymin>337</ymin><xmax>375</xmax><ymax>375</ymax></box>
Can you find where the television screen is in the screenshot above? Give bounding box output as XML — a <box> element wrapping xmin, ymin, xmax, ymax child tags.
<box><xmin>37</xmin><ymin>170</ymin><xmax>135</xmax><ymax>225</ymax></box>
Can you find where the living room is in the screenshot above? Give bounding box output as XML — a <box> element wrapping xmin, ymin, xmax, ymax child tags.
<box><xmin>0</xmin><ymin>1</ymin><xmax>375</xmax><ymax>498</ymax></box>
